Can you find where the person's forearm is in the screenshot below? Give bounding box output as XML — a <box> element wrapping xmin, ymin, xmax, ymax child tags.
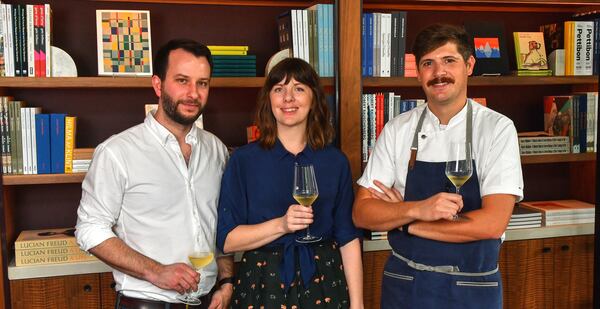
<box><xmin>409</xmin><ymin>195</ymin><xmax>515</xmax><ymax>243</ymax></box>
<box><xmin>216</xmin><ymin>255</ymin><xmax>234</xmax><ymax>280</ymax></box>
<box><xmin>352</xmin><ymin>196</ymin><xmax>416</xmax><ymax>231</ymax></box>
<box><xmin>340</xmin><ymin>239</ymin><xmax>364</xmax><ymax>309</ymax></box>
<box><xmin>89</xmin><ymin>237</ymin><xmax>161</xmax><ymax>282</ymax></box>
<box><xmin>223</xmin><ymin>218</ymin><xmax>287</xmax><ymax>253</ymax></box>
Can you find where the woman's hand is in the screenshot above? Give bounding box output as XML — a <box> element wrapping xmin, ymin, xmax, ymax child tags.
<box><xmin>280</xmin><ymin>204</ymin><xmax>314</xmax><ymax>233</ymax></box>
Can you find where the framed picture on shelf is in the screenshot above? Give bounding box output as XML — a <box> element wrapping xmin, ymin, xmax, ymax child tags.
<box><xmin>96</xmin><ymin>10</ymin><xmax>152</xmax><ymax>76</ymax></box>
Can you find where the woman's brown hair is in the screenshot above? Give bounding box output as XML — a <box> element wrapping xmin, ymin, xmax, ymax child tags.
<box><xmin>255</xmin><ymin>58</ymin><xmax>334</xmax><ymax>149</ymax></box>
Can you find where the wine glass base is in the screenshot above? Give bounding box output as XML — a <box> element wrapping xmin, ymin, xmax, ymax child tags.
<box><xmin>296</xmin><ymin>235</ymin><xmax>322</xmax><ymax>243</ymax></box>
<box><xmin>176</xmin><ymin>295</ymin><xmax>202</xmax><ymax>305</ymax></box>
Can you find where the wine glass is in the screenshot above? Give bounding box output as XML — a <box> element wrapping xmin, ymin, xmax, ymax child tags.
<box><xmin>293</xmin><ymin>163</ymin><xmax>322</xmax><ymax>243</ymax></box>
<box><xmin>176</xmin><ymin>251</ymin><xmax>214</xmax><ymax>305</ymax></box>
<box><xmin>445</xmin><ymin>142</ymin><xmax>473</xmax><ymax>220</ymax></box>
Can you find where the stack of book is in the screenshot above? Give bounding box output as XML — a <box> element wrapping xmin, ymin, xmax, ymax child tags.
<box><xmin>518</xmin><ymin>131</ymin><xmax>570</xmax><ymax>156</ymax></box>
<box><xmin>519</xmin><ymin>200</ymin><xmax>595</xmax><ymax>226</ymax></box>
<box><xmin>207</xmin><ymin>46</ymin><xmax>256</xmax><ymax>77</ymax></box>
<box><xmin>404</xmin><ymin>54</ymin><xmax>417</xmax><ymax>77</ymax></box>
<box><xmin>14</xmin><ymin>228</ymin><xmax>97</xmax><ymax>266</ymax></box>
<box><xmin>72</xmin><ymin>147</ymin><xmax>93</xmax><ymax>173</ymax></box>
<box><xmin>507</xmin><ymin>206</ymin><xmax>542</xmax><ymax>230</ymax></box>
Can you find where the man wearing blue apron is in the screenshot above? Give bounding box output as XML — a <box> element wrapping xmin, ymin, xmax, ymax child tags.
<box><xmin>353</xmin><ymin>24</ymin><xmax>524</xmax><ymax>308</ymax></box>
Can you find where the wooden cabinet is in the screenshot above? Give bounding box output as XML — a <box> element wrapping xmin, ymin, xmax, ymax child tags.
<box><xmin>500</xmin><ymin>235</ymin><xmax>594</xmax><ymax>309</ymax></box>
<box><xmin>10</xmin><ymin>273</ymin><xmax>102</xmax><ymax>309</ymax></box>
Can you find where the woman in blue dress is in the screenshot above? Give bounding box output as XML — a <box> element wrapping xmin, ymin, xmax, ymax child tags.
<box><xmin>216</xmin><ymin>58</ymin><xmax>363</xmax><ymax>309</ymax></box>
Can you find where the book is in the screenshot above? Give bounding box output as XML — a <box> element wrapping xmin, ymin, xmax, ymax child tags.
<box><xmin>207</xmin><ymin>45</ymin><xmax>248</xmax><ymax>51</ymax></box>
<box><xmin>96</xmin><ymin>10</ymin><xmax>152</xmax><ymax>76</ymax></box>
<box><xmin>14</xmin><ymin>228</ymin><xmax>78</xmax><ymax>250</ymax></box>
<box><xmin>49</xmin><ymin>113</ymin><xmax>65</xmax><ymax>174</ymax></box>
<box><xmin>15</xmin><ymin>250</ymin><xmax>96</xmax><ymax>266</ymax></box>
<box><xmin>73</xmin><ymin>147</ymin><xmax>94</xmax><ymax>161</ymax></box>
<box><xmin>513</xmin><ymin>32</ymin><xmax>549</xmax><ymax>70</ymax></box>
<box><xmin>464</xmin><ymin>21</ymin><xmax>510</xmax><ymax>76</ymax></box>
<box><xmin>64</xmin><ymin>116</ymin><xmax>77</xmax><ymax>173</ymax></box>
<box><xmin>543</xmin><ymin>95</ymin><xmax>573</xmax><ymax>139</ymax></box>
<box><xmin>548</xmin><ymin>49</ymin><xmax>565</xmax><ymax>76</ymax></box>
<box><xmin>519</xmin><ymin>200</ymin><xmax>595</xmax><ymax>216</ymax></box>
<box><xmin>35</xmin><ymin>113</ymin><xmax>50</xmax><ymax>174</ymax></box>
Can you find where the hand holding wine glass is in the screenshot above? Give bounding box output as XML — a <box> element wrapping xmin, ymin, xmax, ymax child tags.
<box><xmin>176</xmin><ymin>251</ymin><xmax>214</xmax><ymax>305</ymax></box>
<box><xmin>445</xmin><ymin>142</ymin><xmax>473</xmax><ymax>220</ymax></box>
<box><xmin>293</xmin><ymin>163</ymin><xmax>322</xmax><ymax>243</ymax></box>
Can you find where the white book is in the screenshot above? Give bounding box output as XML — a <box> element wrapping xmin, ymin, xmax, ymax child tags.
<box><xmin>361</xmin><ymin>94</ymin><xmax>368</xmax><ymax>163</ymax></box>
<box><xmin>582</xmin><ymin>21</ymin><xmax>594</xmax><ymax>75</ymax></box>
<box><xmin>44</xmin><ymin>4</ymin><xmax>50</xmax><ymax>77</ymax></box>
<box><xmin>4</xmin><ymin>4</ymin><xmax>13</xmax><ymax>77</ymax></box>
<box><xmin>291</xmin><ymin>10</ymin><xmax>300</xmax><ymax>59</ymax></box>
<box><xmin>548</xmin><ymin>49</ymin><xmax>564</xmax><ymax>76</ymax></box>
<box><xmin>26</xmin><ymin>4</ymin><xmax>34</xmax><ymax>77</ymax></box>
<box><xmin>326</xmin><ymin>4</ymin><xmax>333</xmax><ymax>77</ymax></box>
<box><xmin>573</xmin><ymin>21</ymin><xmax>594</xmax><ymax>76</ymax></box>
<box><xmin>380</xmin><ymin>13</ymin><xmax>391</xmax><ymax>77</ymax></box>
<box><xmin>386</xmin><ymin>92</ymin><xmax>394</xmax><ymax>123</ymax></box>
<box><xmin>30</xmin><ymin>107</ymin><xmax>40</xmax><ymax>174</ymax></box>
<box><xmin>0</xmin><ymin>4</ymin><xmax>5</xmax><ymax>77</ymax></box>
<box><xmin>301</xmin><ymin>9</ymin><xmax>309</xmax><ymax>64</ymax></box>
<box><xmin>373</xmin><ymin>13</ymin><xmax>380</xmax><ymax>77</ymax></box>
<box><xmin>20</xmin><ymin>107</ymin><xmax>29</xmax><ymax>174</ymax></box>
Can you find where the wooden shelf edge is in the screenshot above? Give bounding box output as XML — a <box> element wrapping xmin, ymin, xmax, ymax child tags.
<box><xmin>93</xmin><ymin>0</ymin><xmax>333</xmax><ymax>7</ymax></box>
<box><xmin>363</xmin><ymin>76</ymin><xmax>598</xmax><ymax>88</ymax></box>
<box><xmin>0</xmin><ymin>77</ymin><xmax>334</xmax><ymax>88</ymax></box>
<box><xmin>2</xmin><ymin>173</ymin><xmax>86</xmax><ymax>185</ymax></box>
<box><xmin>364</xmin><ymin>0</ymin><xmax>600</xmax><ymax>13</ymax></box>
<box><xmin>7</xmin><ymin>259</ymin><xmax>111</xmax><ymax>280</ymax></box>
<box><xmin>521</xmin><ymin>152</ymin><xmax>596</xmax><ymax>164</ymax></box>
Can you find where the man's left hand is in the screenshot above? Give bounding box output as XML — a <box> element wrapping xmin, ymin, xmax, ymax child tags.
<box><xmin>208</xmin><ymin>283</ymin><xmax>233</xmax><ymax>309</ymax></box>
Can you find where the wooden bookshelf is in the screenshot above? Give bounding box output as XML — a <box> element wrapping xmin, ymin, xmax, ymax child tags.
<box><xmin>2</xmin><ymin>174</ymin><xmax>86</xmax><ymax>186</ymax></box>
<box><xmin>0</xmin><ymin>77</ymin><xmax>334</xmax><ymax>88</ymax></box>
<box><xmin>96</xmin><ymin>0</ymin><xmax>334</xmax><ymax>7</ymax></box>
<box><xmin>521</xmin><ymin>152</ymin><xmax>596</xmax><ymax>164</ymax></box>
<box><xmin>363</xmin><ymin>75</ymin><xmax>599</xmax><ymax>87</ymax></box>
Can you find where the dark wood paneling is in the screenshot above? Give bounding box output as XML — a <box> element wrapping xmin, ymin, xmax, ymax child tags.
<box><xmin>10</xmin><ymin>274</ymin><xmax>101</xmax><ymax>309</ymax></box>
<box><xmin>362</xmin><ymin>250</ymin><xmax>390</xmax><ymax>309</ymax></box>
<box><xmin>553</xmin><ymin>236</ymin><xmax>594</xmax><ymax>309</ymax></box>
<box><xmin>100</xmin><ymin>272</ymin><xmax>117</xmax><ymax>309</ymax></box>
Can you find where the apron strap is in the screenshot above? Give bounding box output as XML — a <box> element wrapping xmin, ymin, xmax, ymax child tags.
<box><xmin>409</xmin><ymin>100</ymin><xmax>473</xmax><ymax>170</ymax></box>
<box><xmin>392</xmin><ymin>250</ymin><xmax>498</xmax><ymax>277</ymax></box>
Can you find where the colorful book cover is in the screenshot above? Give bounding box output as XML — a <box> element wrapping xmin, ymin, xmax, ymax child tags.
<box><xmin>96</xmin><ymin>10</ymin><xmax>152</xmax><ymax>76</ymax></box>
<box><xmin>49</xmin><ymin>113</ymin><xmax>65</xmax><ymax>174</ymax></box>
<box><xmin>35</xmin><ymin>113</ymin><xmax>50</xmax><ymax>174</ymax></box>
<box><xmin>64</xmin><ymin>116</ymin><xmax>76</xmax><ymax>173</ymax></box>
<box><xmin>465</xmin><ymin>21</ymin><xmax>510</xmax><ymax>75</ymax></box>
<box><xmin>513</xmin><ymin>32</ymin><xmax>549</xmax><ymax>70</ymax></box>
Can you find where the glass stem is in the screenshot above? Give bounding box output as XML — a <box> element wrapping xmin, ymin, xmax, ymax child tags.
<box><xmin>306</xmin><ymin>225</ymin><xmax>312</xmax><ymax>238</ymax></box>
<box><xmin>456</xmin><ymin>186</ymin><xmax>461</xmax><ymax>194</ymax></box>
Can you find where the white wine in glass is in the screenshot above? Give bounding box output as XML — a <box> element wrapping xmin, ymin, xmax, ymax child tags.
<box><xmin>445</xmin><ymin>142</ymin><xmax>473</xmax><ymax>220</ymax></box>
<box><xmin>293</xmin><ymin>163</ymin><xmax>322</xmax><ymax>243</ymax></box>
<box><xmin>176</xmin><ymin>251</ymin><xmax>214</xmax><ymax>305</ymax></box>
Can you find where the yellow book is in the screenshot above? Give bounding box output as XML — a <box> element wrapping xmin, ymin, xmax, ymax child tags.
<box><xmin>209</xmin><ymin>50</ymin><xmax>248</xmax><ymax>56</ymax></box>
<box><xmin>64</xmin><ymin>116</ymin><xmax>77</xmax><ymax>173</ymax></box>
<box><xmin>15</xmin><ymin>251</ymin><xmax>97</xmax><ymax>266</ymax></box>
<box><xmin>564</xmin><ymin>21</ymin><xmax>574</xmax><ymax>75</ymax></box>
<box><xmin>15</xmin><ymin>228</ymin><xmax>78</xmax><ymax>250</ymax></box>
<box><xmin>207</xmin><ymin>45</ymin><xmax>249</xmax><ymax>51</ymax></box>
<box><xmin>16</xmin><ymin>246</ymin><xmax>90</xmax><ymax>258</ymax></box>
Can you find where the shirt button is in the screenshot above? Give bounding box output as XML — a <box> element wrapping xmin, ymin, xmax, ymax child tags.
<box><xmin>421</xmin><ymin>134</ymin><xmax>427</xmax><ymax>139</ymax></box>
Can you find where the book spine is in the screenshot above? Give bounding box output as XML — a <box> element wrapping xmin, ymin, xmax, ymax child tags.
<box><xmin>361</xmin><ymin>94</ymin><xmax>368</xmax><ymax>162</ymax></box>
<box><xmin>381</xmin><ymin>13</ymin><xmax>391</xmax><ymax>77</ymax></box>
<box><xmin>0</xmin><ymin>4</ymin><xmax>5</xmax><ymax>77</ymax></box>
<box><xmin>15</xmin><ymin>251</ymin><xmax>97</xmax><ymax>266</ymax></box>
<box><xmin>15</xmin><ymin>237</ymin><xmax>79</xmax><ymax>250</ymax></box>
<box><xmin>64</xmin><ymin>116</ymin><xmax>77</xmax><ymax>173</ymax></box>
<box><xmin>30</xmin><ymin>107</ymin><xmax>40</xmax><ymax>174</ymax></box>
<box><xmin>390</xmin><ymin>12</ymin><xmax>399</xmax><ymax>77</ymax></box>
<box><xmin>4</xmin><ymin>99</ymin><xmax>11</xmax><ymax>174</ymax></box>
<box><xmin>26</xmin><ymin>4</ymin><xmax>34</xmax><ymax>77</ymax></box>
<box><xmin>366</xmin><ymin>13</ymin><xmax>373</xmax><ymax>77</ymax></box>
<box><xmin>12</xmin><ymin>5</ymin><xmax>20</xmax><ymax>76</ymax></box>
<box><xmin>3</xmin><ymin>4</ymin><xmax>14</xmax><ymax>77</ymax></box>
<box><xmin>20</xmin><ymin>107</ymin><xmax>29</xmax><ymax>174</ymax></box>
<box><xmin>19</xmin><ymin>4</ymin><xmax>27</xmax><ymax>78</ymax></box>
<box><xmin>583</xmin><ymin>21</ymin><xmax>594</xmax><ymax>75</ymax></box>
<box><xmin>291</xmin><ymin>10</ymin><xmax>299</xmax><ymax>58</ymax></box>
<box><xmin>50</xmin><ymin>113</ymin><xmax>65</xmax><ymax>174</ymax></box>
<box><xmin>16</xmin><ymin>246</ymin><xmax>90</xmax><ymax>257</ymax></box>
<box><xmin>361</xmin><ymin>13</ymin><xmax>366</xmax><ymax>76</ymax></box>
<box><xmin>35</xmin><ymin>113</ymin><xmax>51</xmax><ymax>174</ymax></box>
<box><xmin>13</xmin><ymin>101</ymin><xmax>24</xmax><ymax>174</ymax></box>
<box><xmin>44</xmin><ymin>4</ymin><xmax>50</xmax><ymax>77</ymax></box>
<box><xmin>594</xmin><ymin>18</ymin><xmax>600</xmax><ymax>76</ymax></box>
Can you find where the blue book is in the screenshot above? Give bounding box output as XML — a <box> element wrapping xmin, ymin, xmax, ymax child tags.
<box><xmin>35</xmin><ymin>114</ymin><xmax>50</xmax><ymax>174</ymax></box>
<box><xmin>362</xmin><ymin>14</ymin><xmax>367</xmax><ymax>76</ymax></box>
<box><xmin>49</xmin><ymin>113</ymin><xmax>65</xmax><ymax>174</ymax></box>
<box><xmin>365</xmin><ymin>13</ymin><xmax>374</xmax><ymax>77</ymax></box>
<box><xmin>593</xmin><ymin>18</ymin><xmax>600</xmax><ymax>75</ymax></box>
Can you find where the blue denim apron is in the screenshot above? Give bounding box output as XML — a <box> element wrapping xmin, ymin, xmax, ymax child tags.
<box><xmin>381</xmin><ymin>101</ymin><xmax>502</xmax><ymax>308</ymax></box>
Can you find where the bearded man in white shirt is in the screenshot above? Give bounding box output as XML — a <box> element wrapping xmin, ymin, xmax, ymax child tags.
<box><xmin>75</xmin><ymin>39</ymin><xmax>233</xmax><ymax>309</ymax></box>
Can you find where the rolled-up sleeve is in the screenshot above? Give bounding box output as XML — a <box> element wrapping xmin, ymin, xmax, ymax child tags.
<box><xmin>216</xmin><ymin>154</ymin><xmax>247</xmax><ymax>253</ymax></box>
<box><xmin>333</xmin><ymin>158</ymin><xmax>361</xmax><ymax>246</ymax></box>
<box><xmin>75</xmin><ymin>144</ymin><xmax>127</xmax><ymax>252</ymax></box>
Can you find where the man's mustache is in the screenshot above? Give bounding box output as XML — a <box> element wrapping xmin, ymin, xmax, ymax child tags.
<box><xmin>427</xmin><ymin>77</ymin><xmax>455</xmax><ymax>87</ymax></box>
<box><xmin>177</xmin><ymin>99</ymin><xmax>201</xmax><ymax>106</ymax></box>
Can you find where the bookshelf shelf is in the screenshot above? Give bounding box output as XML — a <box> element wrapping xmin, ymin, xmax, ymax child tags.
<box><xmin>520</xmin><ymin>152</ymin><xmax>596</xmax><ymax>164</ymax></box>
<box><xmin>363</xmin><ymin>76</ymin><xmax>599</xmax><ymax>88</ymax></box>
<box><xmin>2</xmin><ymin>173</ymin><xmax>86</xmax><ymax>186</ymax></box>
<box><xmin>95</xmin><ymin>0</ymin><xmax>334</xmax><ymax>7</ymax></box>
<box><xmin>363</xmin><ymin>0</ymin><xmax>600</xmax><ymax>13</ymax></box>
<box><xmin>0</xmin><ymin>77</ymin><xmax>335</xmax><ymax>88</ymax></box>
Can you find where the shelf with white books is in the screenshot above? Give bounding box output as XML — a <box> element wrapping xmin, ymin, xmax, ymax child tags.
<box><xmin>362</xmin><ymin>75</ymin><xmax>599</xmax><ymax>88</ymax></box>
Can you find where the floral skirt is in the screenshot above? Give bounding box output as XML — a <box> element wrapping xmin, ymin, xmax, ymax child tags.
<box><xmin>232</xmin><ymin>242</ymin><xmax>350</xmax><ymax>309</ymax></box>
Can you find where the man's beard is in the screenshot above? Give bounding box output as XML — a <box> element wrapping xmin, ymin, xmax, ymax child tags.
<box><xmin>161</xmin><ymin>91</ymin><xmax>203</xmax><ymax>126</ymax></box>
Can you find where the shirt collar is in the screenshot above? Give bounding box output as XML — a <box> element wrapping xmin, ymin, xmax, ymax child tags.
<box><xmin>425</xmin><ymin>99</ymin><xmax>470</xmax><ymax>130</ymax></box>
<box><xmin>272</xmin><ymin>138</ymin><xmax>316</xmax><ymax>161</ymax></box>
<box><xmin>145</xmin><ymin>111</ymin><xmax>198</xmax><ymax>146</ymax></box>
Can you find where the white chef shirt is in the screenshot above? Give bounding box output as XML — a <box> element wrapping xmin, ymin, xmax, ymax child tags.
<box><xmin>358</xmin><ymin>99</ymin><xmax>524</xmax><ymax>202</ymax></box>
<box><xmin>76</xmin><ymin>112</ymin><xmax>228</xmax><ymax>302</ymax></box>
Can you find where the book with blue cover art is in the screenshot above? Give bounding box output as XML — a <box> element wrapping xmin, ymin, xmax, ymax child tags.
<box><xmin>35</xmin><ymin>113</ymin><xmax>50</xmax><ymax>174</ymax></box>
<box><xmin>464</xmin><ymin>21</ymin><xmax>510</xmax><ymax>75</ymax></box>
<box><xmin>49</xmin><ymin>113</ymin><xmax>65</xmax><ymax>173</ymax></box>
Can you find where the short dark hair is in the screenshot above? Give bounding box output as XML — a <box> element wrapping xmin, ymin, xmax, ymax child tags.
<box><xmin>153</xmin><ymin>39</ymin><xmax>212</xmax><ymax>81</ymax></box>
<box><xmin>413</xmin><ymin>23</ymin><xmax>473</xmax><ymax>65</ymax></box>
<box><xmin>255</xmin><ymin>58</ymin><xmax>334</xmax><ymax>149</ymax></box>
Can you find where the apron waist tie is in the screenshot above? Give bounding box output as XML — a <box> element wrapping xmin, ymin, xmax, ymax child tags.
<box><xmin>392</xmin><ymin>250</ymin><xmax>498</xmax><ymax>277</ymax></box>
